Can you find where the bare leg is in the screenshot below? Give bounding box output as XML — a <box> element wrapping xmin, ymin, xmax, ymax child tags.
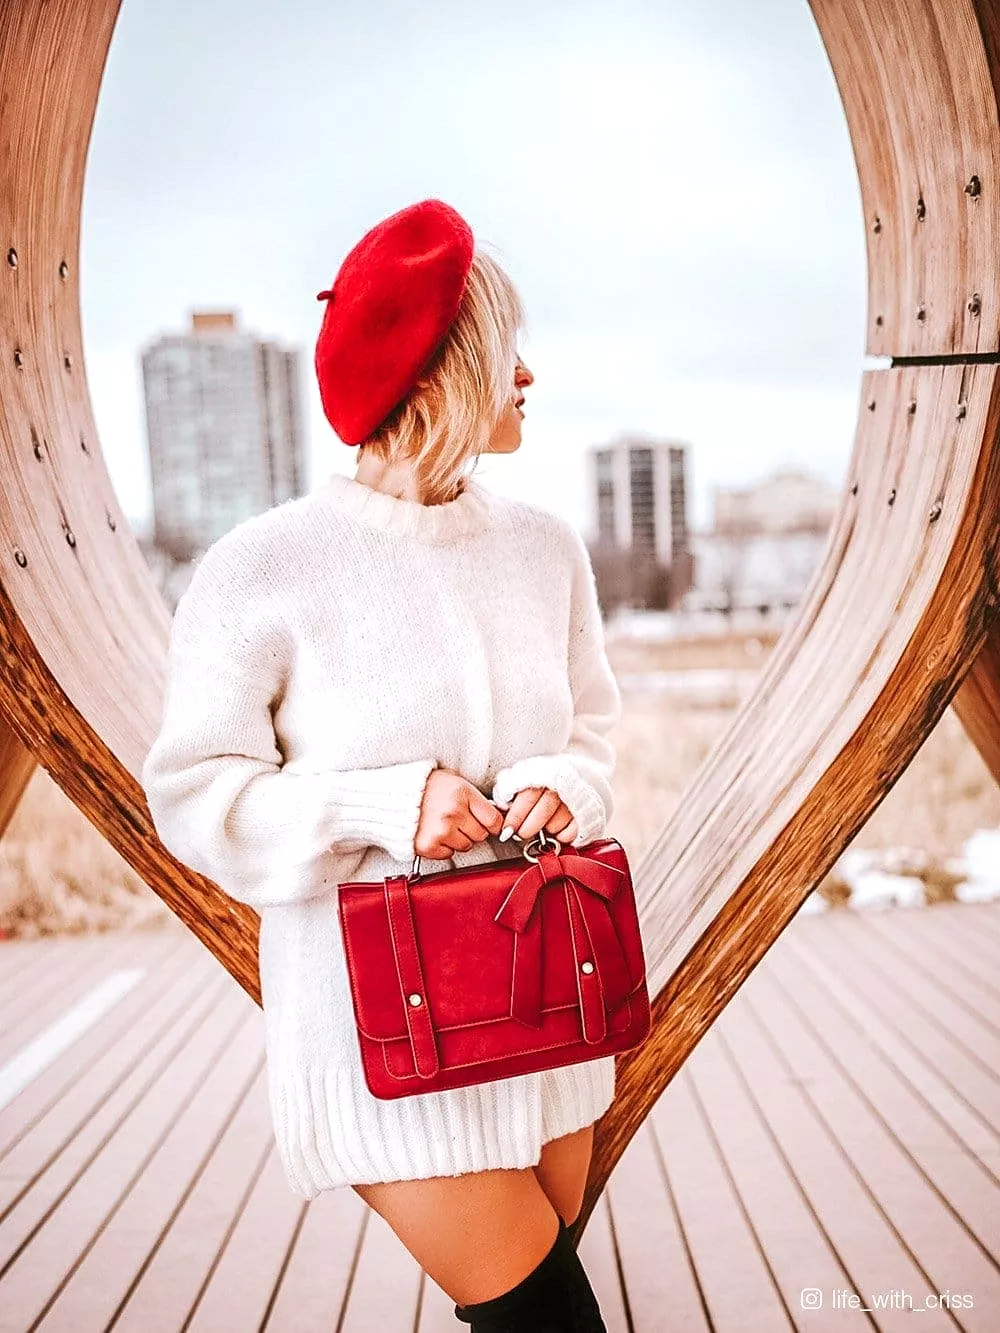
<box><xmin>532</xmin><ymin>1123</ymin><xmax>594</xmax><ymax>1226</ymax></box>
<box><xmin>351</xmin><ymin>1123</ymin><xmax>597</xmax><ymax>1307</ymax></box>
<box><xmin>353</xmin><ymin>1166</ymin><xmax>560</xmax><ymax>1307</ymax></box>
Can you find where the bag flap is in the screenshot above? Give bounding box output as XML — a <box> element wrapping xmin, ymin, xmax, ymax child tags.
<box><xmin>337</xmin><ymin>838</ymin><xmax>646</xmax><ymax>1043</ymax></box>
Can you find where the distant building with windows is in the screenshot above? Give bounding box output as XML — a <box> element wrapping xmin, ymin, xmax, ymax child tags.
<box><xmin>684</xmin><ymin>467</ymin><xmax>840</xmax><ymax>617</ymax></box>
<box><xmin>142</xmin><ymin>309</ymin><xmax>306</xmax><ymax>562</ymax></box>
<box><xmin>588</xmin><ymin>434</ymin><xmax>693</xmax><ymax>611</ymax></box>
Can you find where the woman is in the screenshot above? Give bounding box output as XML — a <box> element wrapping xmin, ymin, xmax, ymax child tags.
<box><xmin>142</xmin><ymin>199</ymin><xmax>622</xmax><ymax>1331</ymax></box>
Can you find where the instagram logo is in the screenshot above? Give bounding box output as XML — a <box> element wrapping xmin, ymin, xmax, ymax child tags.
<box><xmin>800</xmin><ymin>1288</ymin><xmax>824</xmax><ymax>1309</ymax></box>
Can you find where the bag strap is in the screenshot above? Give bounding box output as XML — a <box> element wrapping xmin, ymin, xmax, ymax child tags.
<box><xmin>383</xmin><ymin>875</ymin><xmax>441</xmax><ymax>1078</ymax></box>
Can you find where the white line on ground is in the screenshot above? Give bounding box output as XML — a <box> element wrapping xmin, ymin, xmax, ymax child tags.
<box><xmin>0</xmin><ymin>968</ymin><xmax>146</xmax><ymax>1112</ymax></box>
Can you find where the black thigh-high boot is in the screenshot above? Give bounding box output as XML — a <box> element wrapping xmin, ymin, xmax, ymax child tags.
<box><xmin>453</xmin><ymin>1217</ymin><xmax>608</xmax><ymax>1331</ymax></box>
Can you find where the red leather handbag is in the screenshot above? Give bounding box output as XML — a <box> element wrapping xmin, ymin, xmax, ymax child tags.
<box><xmin>336</xmin><ymin>829</ymin><xmax>651</xmax><ymax>1100</ymax></box>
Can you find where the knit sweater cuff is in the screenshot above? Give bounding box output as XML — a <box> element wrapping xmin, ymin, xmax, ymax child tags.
<box><xmin>491</xmin><ymin>755</ymin><xmax>607</xmax><ymax>846</ymax></box>
<box><xmin>322</xmin><ymin>758</ymin><xmax>437</xmax><ymax>863</ymax></box>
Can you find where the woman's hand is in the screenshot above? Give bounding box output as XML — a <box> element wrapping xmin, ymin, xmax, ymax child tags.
<box><xmin>498</xmin><ymin>787</ymin><xmax>578</xmax><ymax>846</ymax></box>
<box><xmin>413</xmin><ymin>768</ymin><xmax>506</xmax><ymax>860</ymax></box>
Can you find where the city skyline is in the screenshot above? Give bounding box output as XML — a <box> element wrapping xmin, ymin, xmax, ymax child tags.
<box><xmin>81</xmin><ymin>0</ymin><xmax>869</xmax><ymax>540</ymax></box>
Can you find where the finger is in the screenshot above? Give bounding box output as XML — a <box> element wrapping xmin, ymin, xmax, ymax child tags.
<box><xmin>498</xmin><ymin>787</ymin><xmax>546</xmax><ymax>839</ymax></box>
<box><xmin>454</xmin><ymin>808</ymin><xmax>497</xmax><ymax>844</ymax></box>
<box><xmin>515</xmin><ymin>790</ymin><xmax>563</xmax><ymax>843</ymax></box>
<box><xmin>443</xmin><ymin>828</ymin><xmax>475</xmax><ymax>854</ymax></box>
<box><xmin>467</xmin><ymin>790</ymin><xmax>507</xmax><ymax>836</ymax></box>
<box><xmin>544</xmin><ymin>804</ymin><xmax>578</xmax><ymax>843</ymax></box>
<box><xmin>417</xmin><ymin>839</ymin><xmax>460</xmax><ymax>863</ymax></box>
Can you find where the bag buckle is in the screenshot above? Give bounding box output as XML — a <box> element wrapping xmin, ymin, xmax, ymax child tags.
<box><xmin>522</xmin><ymin>829</ymin><xmax>563</xmax><ymax>862</ymax></box>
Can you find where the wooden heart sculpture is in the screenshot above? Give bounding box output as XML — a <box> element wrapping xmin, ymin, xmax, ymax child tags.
<box><xmin>0</xmin><ymin>0</ymin><xmax>997</xmax><ymax>1244</ymax></box>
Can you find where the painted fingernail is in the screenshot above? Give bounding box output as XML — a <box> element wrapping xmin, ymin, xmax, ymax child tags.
<box><xmin>498</xmin><ymin>825</ymin><xmax>514</xmax><ymax>842</ymax></box>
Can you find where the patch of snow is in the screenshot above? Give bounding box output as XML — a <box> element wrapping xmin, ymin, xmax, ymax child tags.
<box><xmin>828</xmin><ymin>827</ymin><xmax>1000</xmax><ymax>910</ymax></box>
<box><xmin>847</xmin><ymin>872</ymin><xmax>926</xmax><ymax>911</ymax></box>
<box><xmin>957</xmin><ymin>827</ymin><xmax>1000</xmax><ymax>903</ymax></box>
<box><xmin>794</xmin><ymin>892</ymin><xmax>828</xmax><ymax>916</ymax></box>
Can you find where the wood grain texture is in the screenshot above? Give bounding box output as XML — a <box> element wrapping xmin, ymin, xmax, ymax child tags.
<box><xmin>811</xmin><ymin>0</ymin><xmax>1000</xmax><ymax>357</ymax></box>
<box><xmin>2</xmin><ymin>907</ymin><xmax>997</xmax><ymax>1327</ymax></box>
<box><xmin>0</xmin><ymin>0</ymin><xmax>997</xmax><ymax>1252</ymax></box>
<box><xmin>0</xmin><ymin>0</ymin><xmax>263</xmax><ymax>1001</ymax></box>
<box><xmin>0</xmin><ymin>717</ymin><xmax>35</xmax><ymax>836</ymax></box>
<box><xmin>953</xmin><ymin>629</ymin><xmax>1000</xmax><ymax>781</ymax></box>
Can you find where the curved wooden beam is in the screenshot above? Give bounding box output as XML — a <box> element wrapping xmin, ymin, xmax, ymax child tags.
<box><xmin>0</xmin><ymin>717</ymin><xmax>35</xmax><ymax>835</ymax></box>
<box><xmin>816</xmin><ymin>0</ymin><xmax>1000</xmax><ymax>358</ymax></box>
<box><xmin>583</xmin><ymin>361</ymin><xmax>1000</xmax><ymax>1230</ymax></box>
<box><xmin>0</xmin><ymin>0</ymin><xmax>997</xmax><ymax>1254</ymax></box>
<box><xmin>953</xmin><ymin>630</ymin><xmax>1000</xmax><ymax>782</ymax></box>
<box><xmin>0</xmin><ymin>0</ymin><xmax>263</xmax><ymax>996</ymax></box>
<box><xmin>579</xmin><ymin>0</ymin><xmax>1000</xmax><ymax>1232</ymax></box>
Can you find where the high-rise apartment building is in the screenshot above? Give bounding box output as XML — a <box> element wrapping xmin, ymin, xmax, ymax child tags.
<box><xmin>590</xmin><ymin>434</ymin><xmax>693</xmax><ymax>608</ymax></box>
<box><xmin>142</xmin><ymin>310</ymin><xmax>306</xmax><ymax>560</ymax></box>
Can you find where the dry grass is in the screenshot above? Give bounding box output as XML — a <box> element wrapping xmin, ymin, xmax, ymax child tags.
<box><xmin>605</xmin><ymin>639</ymin><xmax>1000</xmax><ymax>911</ymax></box>
<box><xmin>0</xmin><ymin>769</ymin><xmax>173</xmax><ymax>939</ymax></box>
<box><xmin>1</xmin><ymin>634</ymin><xmax>997</xmax><ymax>937</ymax></box>
<box><xmin>607</xmin><ymin>678</ymin><xmax>1000</xmax><ymax>869</ymax></box>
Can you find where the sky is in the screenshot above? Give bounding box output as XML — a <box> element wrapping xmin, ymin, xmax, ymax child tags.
<box><xmin>80</xmin><ymin>0</ymin><xmax>870</xmax><ymax>540</ymax></box>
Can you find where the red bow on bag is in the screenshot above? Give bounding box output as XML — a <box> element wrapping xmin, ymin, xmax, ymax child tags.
<box><xmin>493</xmin><ymin>846</ymin><xmax>635</xmax><ymax>1038</ymax></box>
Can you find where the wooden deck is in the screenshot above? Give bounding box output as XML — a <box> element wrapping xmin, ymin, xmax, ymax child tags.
<box><xmin>0</xmin><ymin>901</ymin><xmax>997</xmax><ymax>1332</ymax></box>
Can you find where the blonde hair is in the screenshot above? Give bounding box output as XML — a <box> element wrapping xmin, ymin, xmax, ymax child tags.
<box><xmin>359</xmin><ymin>247</ymin><xmax>526</xmax><ymax>504</ymax></box>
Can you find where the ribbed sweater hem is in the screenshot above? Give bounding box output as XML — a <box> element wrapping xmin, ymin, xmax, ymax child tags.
<box><xmin>267</xmin><ymin>1054</ymin><xmax>617</xmax><ymax>1197</ymax></box>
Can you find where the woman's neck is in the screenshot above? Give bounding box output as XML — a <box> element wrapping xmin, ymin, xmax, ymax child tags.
<box><xmin>353</xmin><ymin>451</ymin><xmax>465</xmax><ymax>506</ymax></box>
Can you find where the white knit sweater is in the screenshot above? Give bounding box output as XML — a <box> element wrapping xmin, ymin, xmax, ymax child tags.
<box><xmin>141</xmin><ymin>468</ymin><xmax>623</xmax><ymax>1196</ymax></box>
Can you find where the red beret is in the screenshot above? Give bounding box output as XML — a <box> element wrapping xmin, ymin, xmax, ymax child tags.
<box><xmin>314</xmin><ymin>199</ymin><xmax>475</xmax><ymax>445</ymax></box>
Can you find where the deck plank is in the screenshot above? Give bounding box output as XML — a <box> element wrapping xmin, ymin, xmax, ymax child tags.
<box><xmin>0</xmin><ymin>905</ymin><xmax>996</xmax><ymax>1330</ymax></box>
<box><xmin>0</xmin><ymin>937</ymin><xmax>78</xmax><ymax>1010</ymax></box>
<box><xmin>650</xmin><ymin>1062</ymin><xmax>792</xmax><ymax>1332</ymax></box>
<box><xmin>0</xmin><ymin>928</ymin><xmax>190</xmax><ymax>1162</ymax></box>
<box><xmin>36</xmin><ymin>1004</ymin><xmax>264</xmax><ymax>1330</ymax></box>
<box><xmin>715</xmin><ymin>970</ymin><xmax>958</xmax><ymax>1332</ymax></box>
<box><xmin>821</xmin><ymin>908</ymin><xmax>1000</xmax><ymax>1049</ymax></box>
<box><xmin>740</xmin><ymin>952</ymin><xmax>1000</xmax><ymax>1329</ymax></box>
<box><xmin>183</xmin><ymin>1144</ymin><xmax>303</xmax><ymax>1333</ymax></box>
<box><xmin>265</xmin><ymin>1184</ymin><xmax>367</xmax><ymax>1332</ymax></box>
<box><xmin>947</xmin><ymin>904</ymin><xmax>1000</xmax><ymax>944</ymax></box>
<box><xmin>0</xmin><ymin>934</ymin><xmax>140</xmax><ymax>1063</ymax></box>
<box><xmin>684</xmin><ymin>1010</ymin><xmax>871</xmax><ymax>1332</ymax></box>
<box><xmin>0</xmin><ymin>937</ymin><xmax>220</xmax><ymax>1220</ymax></box>
<box><xmin>787</xmin><ymin>913</ymin><xmax>1000</xmax><ymax>1171</ymax></box>
<box><xmin>781</xmin><ymin>916</ymin><xmax>1000</xmax><ymax>1204</ymax></box>
<box><xmin>339</xmin><ymin>1207</ymin><xmax>423</xmax><ymax>1332</ymax></box>
<box><xmin>794</xmin><ymin>912</ymin><xmax>1000</xmax><ymax>1136</ymax></box>
<box><xmin>113</xmin><ymin>1064</ymin><xmax>274</xmax><ymax>1332</ymax></box>
<box><xmin>862</xmin><ymin>906</ymin><xmax>1000</xmax><ymax>1017</ymax></box>
<box><xmin>606</xmin><ymin>1122</ymin><xmax>711</xmax><ymax>1333</ymax></box>
<box><xmin>576</xmin><ymin>1191</ymin><xmax>631</xmax><ymax>1332</ymax></box>
<box><xmin>0</xmin><ymin>973</ymin><xmax>247</xmax><ymax>1330</ymax></box>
